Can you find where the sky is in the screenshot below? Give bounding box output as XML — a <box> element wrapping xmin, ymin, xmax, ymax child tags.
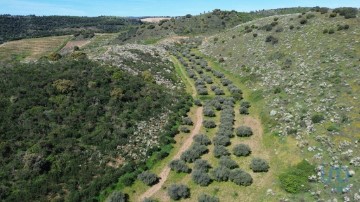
<box><xmin>0</xmin><ymin>0</ymin><xmax>359</xmax><ymax>17</ymax></box>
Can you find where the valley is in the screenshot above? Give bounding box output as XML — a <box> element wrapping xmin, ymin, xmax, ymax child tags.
<box><xmin>0</xmin><ymin>6</ymin><xmax>359</xmax><ymax>202</ymax></box>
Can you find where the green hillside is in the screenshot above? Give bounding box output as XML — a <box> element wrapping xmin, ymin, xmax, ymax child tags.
<box><xmin>201</xmin><ymin>8</ymin><xmax>359</xmax><ymax>200</ymax></box>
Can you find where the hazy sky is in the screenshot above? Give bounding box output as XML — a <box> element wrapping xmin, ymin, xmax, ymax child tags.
<box><xmin>0</xmin><ymin>0</ymin><xmax>359</xmax><ymax>16</ymax></box>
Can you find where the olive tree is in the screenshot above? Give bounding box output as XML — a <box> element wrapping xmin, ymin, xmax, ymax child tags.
<box><xmin>167</xmin><ymin>184</ymin><xmax>190</xmax><ymax>200</ymax></box>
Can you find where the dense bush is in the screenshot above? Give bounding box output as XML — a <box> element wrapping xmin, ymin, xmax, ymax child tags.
<box><xmin>203</xmin><ymin>107</ymin><xmax>215</xmax><ymax>117</ymax></box>
<box><xmin>229</xmin><ymin>169</ymin><xmax>253</xmax><ymax>186</ymax></box>
<box><xmin>182</xmin><ymin>117</ymin><xmax>193</xmax><ymax>126</ymax></box>
<box><xmin>265</xmin><ymin>35</ymin><xmax>279</xmax><ymax>44</ymax></box>
<box><xmin>239</xmin><ymin>107</ymin><xmax>249</xmax><ymax>115</ymax></box>
<box><xmin>233</xmin><ymin>144</ymin><xmax>252</xmax><ymax>157</ymax></box>
<box><xmin>212</xmin><ymin>166</ymin><xmax>231</xmax><ymax>181</ymax></box>
<box><xmin>194</xmin><ymin>99</ymin><xmax>202</xmax><ymax>106</ymax></box>
<box><xmin>169</xmin><ymin>160</ymin><xmax>191</xmax><ymax>173</ymax></box>
<box><xmin>181</xmin><ymin>143</ymin><xmax>208</xmax><ymax>163</ymax></box>
<box><xmin>213</xmin><ymin>145</ymin><xmax>230</xmax><ymax>158</ymax></box>
<box><xmin>203</xmin><ymin>120</ymin><xmax>217</xmax><ymax>129</ymax></box>
<box><xmin>198</xmin><ymin>194</ymin><xmax>220</xmax><ymax>202</ymax></box>
<box><xmin>193</xmin><ymin>134</ymin><xmax>211</xmax><ymax>146</ymax></box>
<box><xmin>194</xmin><ymin>159</ymin><xmax>212</xmax><ymax>172</ymax></box>
<box><xmin>329</xmin><ymin>13</ymin><xmax>337</xmax><ymax>18</ymax></box>
<box><xmin>311</xmin><ymin>114</ymin><xmax>324</xmax><ymax>123</ymax></box>
<box><xmin>213</xmin><ymin>135</ymin><xmax>231</xmax><ymax>146</ymax></box>
<box><xmin>279</xmin><ymin>160</ymin><xmax>315</xmax><ymax>193</ymax></box>
<box><xmin>219</xmin><ymin>156</ymin><xmax>239</xmax><ymax>169</ymax></box>
<box><xmin>180</xmin><ymin>127</ymin><xmax>190</xmax><ymax>133</ymax></box>
<box><xmin>167</xmin><ymin>184</ymin><xmax>190</xmax><ymax>200</ymax></box>
<box><xmin>328</xmin><ymin>29</ymin><xmax>335</xmax><ymax>34</ymax></box>
<box><xmin>108</xmin><ymin>191</ymin><xmax>128</xmax><ymax>202</ymax></box>
<box><xmin>235</xmin><ymin>126</ymin><xmax>253</xmax><ymax>137</ymax></box>
<box><xmin>214</xmin><ymin>88</ymin><xmax>225</xmax><ymax>95</ymax></box>
<box><xmin>253</xmin><ymin>33</ymin><xmax>258</xmax><ymax>37</ymax></box>
<box><xmin>137</xmin><ymin>171</ymin><xmax>159</xmax><ymax>186</ymax></box>
<box><xmin>333</xmin><ymin>7</ymin><xmax>358</xmax><ymax>19</ymax></box>
<box><xmin>250</xmin><ymin>158</ymin><xmax>270</xmax><ymax>172</ymax></box>
<box><xmin>192</xmin><ymin>170</ymin><xmax>212</xmax><ymax>186</ymax></box>
<box><xmin>299</xmin><ymin>19</ymin><xmax>307</xmax><ymax>24</ymax></box>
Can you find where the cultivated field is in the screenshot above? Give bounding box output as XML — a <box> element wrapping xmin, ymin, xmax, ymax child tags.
<box><xmin>0</xmin><ymin>35</ymin><xmax>71</xmax><ymax>62</ymax></box>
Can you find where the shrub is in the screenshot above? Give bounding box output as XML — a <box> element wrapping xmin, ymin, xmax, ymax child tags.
<box><xmin>323</xmin><ymin>29</ymin><xmax>329</xmax><ymax>34</ymax></box>
<box><xmin>182</xmin><ymin>117</ymin><xmax>193</xmax><ymax>126</ymax></box>
<box><xmin>168</xmin><ymin>184</ymin><xmax>190</xmax><ymax>200</ymax></box>
<box><xmin>142</xmin><ymin>198</ymin><xmax>157</xmax><ymax>202</ymax></box>
<box><xmin>192</xmin><ymin>170</ymin><xmax>212</xmax><ymax>186</ymax></box>
<box><xmin>213</xmin><ymin>145</ymin><xmax>230</xmax><ymax>158</ymax></box>
<box><xmin>213</xmin><ymin>135</ymin><xmax>231</xmax><ymax>146</ymax></box>
<box><xmin>250</xmin><ymin>158</ymin><xmax>269</xmax><ymax>172</ymax></box>
<box><xmin>239</xmin><ymin>107</ymin><xmax>249</xmax><ymax>115</ymax></box>
<box><xmin>214</xmin><ymin>88</ymin><xmax>224</xmax><ymax>95</ymax></box>
<box><xmin>241</xmin><ymin>101</ymin><xmax>251</xmax><ymax>108</ymax></box>
<box><xmin>265</xmin><ymin>35</ymin><xmax>278</xmax><ymax>45</ymax></box>
<box><xmin>194</xmin><ymin>99</ymin><xmax>202</xmax><ymax>106</ymax></box>
<box><xmin>279</xmin><ymin>160</ymin><xmax>315</xmax><ymax>193</ymax></box>
<box><xmin>147</xmin><ymin>25</ymin><xmax>156</xmax><ymax>29</ymax></box>
<box><xmin>108</xmin><ymin>191</ymin><xmax>128</xmax><ymax>202</ymax></box>
<box><xmin>212</xmin><ymin>166</ymin><xmax>231</xmax><ymax>181</ymax></box>
<box><xmin>273</xmin><ymin>17</ymin><xmax>279</xmax><ymax>21</ymax></box>
<box><xmin>329</xmin><ymin>13</ymin><xmax>337</xmax><ymax>18</ymax></box>
<box><xmin>181</xmin><ymin>143</ymin><xmax>208</xmax><ymax>163</ymax></box>
<box><xmin>270</xmin><ymin>21</ymin><xmax>278</xmax><ymax>27</ymax></box>
<box><xmin>180</xmin><ymin>127</ymin><xmax>190</xmax><ymax>133</ymax></box>
<box><xmin>311</xmin><ymin>114</ymin><xmax>324</xmax><ymax>123</ymax></box>
<box><xmin>137</xmin><ymin>171</ymin><xmax>159</xmax><ymax>186</ymax></box>
<box><xmin>229</xmin><ymin>169</ymin><xmax>253</xmax><ymax>186</ymax></box>
<box><xmin>194</xmin><ymin>159</ymin><xmax>211</xmax><ymax>172</ymax></box>
<box><xmin>193</xmin><ymin>134</ymin><xmax>211</xmax><ymax>146</ymax></box>
<box><xmin>203</xmin><ymin>108</ymin><xmax>215</xmax><ymax>117</ymax></box>
<box><xmin>235</xmin><ymin>126</ymin><xmax>253</xmax><ymax>137</ymax></box>
<box><xmin>328</xmin><ymin>29</ymin><xmax>335</xmax><ymax>34</ymax></box>
<box><xmin>198</xmin><ymin>194</ymin><xmax>219</xmax><ymax>202</ymax></box>
<box><xmin>233</xmin><ymin>144</ymin><xmax>251</xmax><ymax>157</ymax></box>
<box><xmin>219</xmin><ymin>156</ymin><xmax>238</xmax><ymax>169</ymax></box>
<box><xmin>306</xmin><ymin>14</ymin><xmax>315</xmax><ymax>19</ymax></box>
<box><xmin>344</xmin><ymin>24</ymin><xmax>350</xmax><ymax>29</ymax></box>
<box><xmin>275</xmin><ymin>27</ymin><xmax>284</xmax><ymax>32</ymax></box>
<box><xmin>169</xmin><ymin>160</ymin><xmax>191</xmax><ymax>173</ymax></box>
<box><xmin>289</xmin><ymin>25</ymin><xmax>294</xmax><ymax>30</ymax></box>
<box><xmin>203</xmin><ymin>120</ymin><xmax>216</xmax><ymax>129</ymax></box>
<box><xmin>333</xmin><ymin>7</ymin><xmax>358</xmax><ymax>19</ymax></box>
<box><xmin>253</xmin><ymin>33</ymin><xmax>258</xmax><ymax>37</ymax></box>
<box><xmin>299</xmin><ymin>19</ymin><xmax>307</xmax><ymax>24</ymax></box>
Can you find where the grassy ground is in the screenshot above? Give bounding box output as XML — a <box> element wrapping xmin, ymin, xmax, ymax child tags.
<box><xmin>0</xmin><ymin>35</ymin><xmax>71</xmax><ymax>62</ymax></box>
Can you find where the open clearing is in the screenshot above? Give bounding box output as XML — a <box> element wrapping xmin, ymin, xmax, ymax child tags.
<box><xmin>141</xmin><ymin>18</ymin><xmax>171</xmax><ymax>23</ymax></box>
<box><xmin>0</xmin><ymin>35</ymin><xmax>71</xmax><ymax>62</ymax></box>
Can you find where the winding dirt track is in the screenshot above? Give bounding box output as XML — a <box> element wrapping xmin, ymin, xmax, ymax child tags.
<box><xmin>139</xmin><ymin>107</ymin><xmax>203</xmax><ymax>201</ymax></box>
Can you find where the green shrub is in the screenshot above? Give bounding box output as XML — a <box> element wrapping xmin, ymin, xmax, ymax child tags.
<box><xmin>250</xmin><ymin>158</ymin><xmax>269</xmax><ymax>172</ymax></box>
<box><xmin>253</xmin><ymin>33</ymin><xmax>258</xmax><ymax>37</ymax></box>
<box><xmin>203</xmin><ymin>120</ymin><xmax>216</xmax><ymax>129</ymax></box>
<box><xmin>235</xmin><ymin>126</ymin><xmax>253</xmax><ymax>137</ymax></box>
<box><xmin>137</xmin><ymin>171</ymin><xmax>159</xmax><ymax>186</ymax></box>
<box><xmin>169</xmin><ymin>160</ymin><xmax>191</xmax><ymax>173</ymax></box>
<box><xmin>311</xmin><ymin>114</ymin><xmax>324</xmax><ymax>123</ymax></box>
<box><xmin>219</xmin><ymin>156</ymin><xmax>238</xmax><ymax>169</ymax></box>
<box><xmin>279</xmin><ymin>160</ymin><xmax>315</xmax><ymax>193</ymax></box>
<box><xmin>289</xmin><ymin>25</ymin><xmax>294</xmax><ymax>30</ymax></box>
<box><xmin>299</xmin><ymin>19</ymin><xmax>307</xmax><ymax>24</ymax></box>
<box><xmin>323</xmin><ymin>29</ymin><xmax>329</xmax><ymax>34</ymax></box>
<box><xmin>265</xmin><ymin>35</ymin><xmax>279</xmax><ymax>45</ymax></box>
<box><xmin>182</xmin><ymin>117</ymin><xmax>193</xmax><ymax>126</ymax></box>
<box><xmin>108</xmin><ymin>191</ymin><xmax>128</xmax><ymax>202</ymax></box>
<box><xmin>213</xmin><ymin>135</ymin><xmax>231</xmax><ymax>146</ymax></box>
<box><xmin>333</xmin><ymin>7</ymin><xmax>358</xmax><ymax>19</ymax></box>
<box><xmin>192</xmin><ymin>170</ymin><xmax>212</xmax><ymax>186</ymax></box>
<box><xmin>180</xmin><ymin>127</ymin><xmax>190</xmax><ymax>133</ymax></box>
<box><xmin>198</xmin><ymin>194</ymin><xmax>219</xmax><ymax>202</ymax></box>
<box><xmin>193</xmin><ymin>134</ymin><xmax>211</xmax><ymax>146</ymax></box>
<box><xmin>328</xmin><ymin>29</ymin><xmax>335</xmax><ymax>34</ymax></box>
<box><xmin>167</xmin><ymin>184</ymin><xmax>190</xmax><ymax>200</ymax></box>
<box><xmin>147</xmin><ymin>25</ymin><xmax>156</xmax><ymax>29</ymax></box>
<box><xmin>233</xmin><ymin>144</ymin><xmax>251</xmax><ymax>157</ymax></box>
<box><xmin>329</xmin><ymin>13</ymin><xmax>337</xmax><ymax>18</ymax></box>
<box><xmin>213</xmin><ymin>145</ymin><xmax>230</xmax><ymax>158</ymax></box>
<box><xmin>212</xmin><ymin>166</ymin><xmax>231</xmax><ymax>182</ymax></box>
<box><xmin>194</xmin><ymin>159</ymin><xmax>212</xmax><ymax>172</ymax></box>
<box><xmin>229</xmin><ymin>169</ymin><xmax>253</xmax><ymax>186</ymax></box>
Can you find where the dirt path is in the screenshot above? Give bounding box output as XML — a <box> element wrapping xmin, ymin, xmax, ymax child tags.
<box><xmin>139</xmin><ymin>107</ymin><xmax>203</xmax><ymax>201</ymax></box>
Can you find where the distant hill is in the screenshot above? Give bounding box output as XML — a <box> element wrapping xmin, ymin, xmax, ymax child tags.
<box><xmin>0</xmin><ymin>15</ymin><xmax>141</xmax><ymax>44</ymax></box>
<box><xmin>116</xmin><ymin>7</ymin><xmax>312</xmax><ymax>44</ymax></box>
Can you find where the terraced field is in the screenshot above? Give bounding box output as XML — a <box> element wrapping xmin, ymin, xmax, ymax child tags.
<box><xmin>0</xmin><ymin>35</ymin><xmax>71</xmax><ymax>62</ymax></box>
